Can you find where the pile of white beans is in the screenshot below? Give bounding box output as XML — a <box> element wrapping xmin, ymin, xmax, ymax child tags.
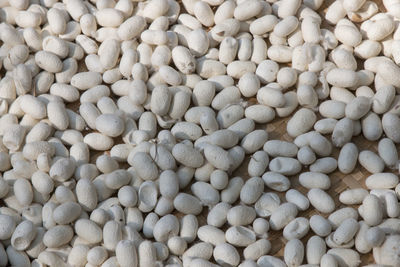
<box><xmin>2</xmin><ymin>0</ymin><xmax>400</xmax><ymax>265</ymax></box>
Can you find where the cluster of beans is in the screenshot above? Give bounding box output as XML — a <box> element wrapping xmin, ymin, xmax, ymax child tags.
<box><xmin>2</xmin><ymin>0</ymin><xmax>400</xmax><ymax>265</ymax></box>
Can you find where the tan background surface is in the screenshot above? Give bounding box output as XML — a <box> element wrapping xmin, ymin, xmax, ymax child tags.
<box><xmin>241</xmin><ymin>117</ymin><xmax>376</xmax><ymax>264</ymax></box>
